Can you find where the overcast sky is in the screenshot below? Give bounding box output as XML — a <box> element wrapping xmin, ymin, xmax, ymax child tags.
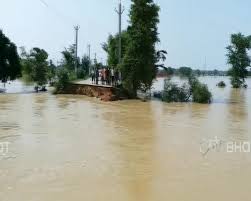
<box><xmin>0</xmin><ymin>0</ymin><xmax>250</xmax><ymax>70</ymax></box>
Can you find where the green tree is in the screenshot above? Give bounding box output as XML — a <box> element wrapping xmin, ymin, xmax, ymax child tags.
<box><xmin>30</xmin><ymin>48</ymin><xmax>49</xmax><ymax>87</ymax></box>
<box><xmin>194</xmin><ymin>69</ymin><xmax>201</xmax><ymax>76</ymax></box>
<box><xmin>77</xmin><ymin>55</ymin><xmax>90</xmax><ymax>78</ymax></box>
<box><xmin>156</xmin><ymin>50</ymin><xmax>168</xmax><ymax>69</ymax></box>
<box><xmin>178</xmin><ymin>67</ymin><xmax>193</xmax><ymax>77</ymax></box>
<box><xmin>189</xmin><ymin>76</ymin><xmax>212</xmax><ymax>103</ymax></box>
<box><xmin>54</xmin><ymin>67</ymin><xmax>70</xmax><ymax>93</ymax></box>
<box><xmin>61</xmin><ymin>45</ymin><xmax>76</xmax><ymax>72</ymax></box>
<box><xmin>21</xmin><ymin>47</ymin><xmax>49</xmax><ymax>88</ymax></box>
<box><xmin>102</xmin><ymin>31</ymin><xmax>128</xmax><ymax>69</ymax></box>
<box><xmin>121</xmin><ymin>0</ymin><xmax>160</xmax><ymax>97</ymax></box>
<box><xmin>48</xmin><ymin>60</ymin><xmax>56</xmax><ymax>84</ymax></box>
<box><xmin>0</xmin><ymin>30</ymin><xmax>21</xmax><ymax>84</ymax></box>
<box><xmin>227</xmin><ymin>33</ymin><xmax>251</xmax><ymax>88</ymax></box>
<box><xmin>20</xmin><ymin>47</ymin><xmax>33</xmax><ymax>82</ymax></box>
<box><xmin>165</xmin><ymin>67</ymin><xmax>175</xmax><ymax>76</ymax></box>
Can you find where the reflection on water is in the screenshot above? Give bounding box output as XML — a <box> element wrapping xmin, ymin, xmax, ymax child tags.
<box><xmin>0</xmin><ymin>77</ymin><xmax>251</xmax><ymax>201</ymax></box>
<box><xmin>0</xmin><ymin>80</ymin><xmax>34</xmax><ymax>94</ymax></box>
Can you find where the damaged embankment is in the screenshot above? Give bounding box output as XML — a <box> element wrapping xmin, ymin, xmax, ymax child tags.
<box><xmin>55</xmin><ymin>83</ymin><xmax>128</xmax><ymax>101</ymax></box>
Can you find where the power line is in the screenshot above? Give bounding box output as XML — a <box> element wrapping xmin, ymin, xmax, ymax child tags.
<box><xmin>87</xmin><ymin>44</ymin><xmax>91</xmax><ymax>75</ymax></box>
<box><xmin>39</xmin><ymin>0</ymin><xmax>48</xmax><ymax>7</ymax></box>
<box><xmin>37</xmin><ymin>0</ymin><xmax>77</xmax><ymax>26</ymax></box>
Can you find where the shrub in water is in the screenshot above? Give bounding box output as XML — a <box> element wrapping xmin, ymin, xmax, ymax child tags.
<box><xmin>159</xmin><ymin>76</ymin><xmax>212</xmax><ymax>104</ymax></box>
<box><xmin>191</xmin><ymin>82</ymin><xmax>212</xmax><ymax>103</ymax></box>
<box><xmin>54</xmin><ymin>68</ymin><xmax>70</xmax><ymax>93</ymax></box>
<box><xmin>217</xmin><ymin>81</ymin><xmax>226</xmax><ymax>87</ymax></box>
<box><xmin>188</xmin><ymin>76</ymin><xmax>212</xmax><ymax>103</ymax></box>
<box><xmin>162</xmin><ymin>79</ymin><xmax>191</xmax><ymax>102</ymax></box>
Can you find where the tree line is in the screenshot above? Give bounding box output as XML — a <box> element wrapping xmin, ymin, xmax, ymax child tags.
<box><xmin>1</xmin><ymin>0</ymin><xmax>251</xmax><ymax>94</ymax></box>
<box><xmin>157</xmin><ymin>67</ymin><xmax>228</xmax><ymax>78</ymax></box>
<box><xmin>0</xmin><ymin>29</ymin><xmax>92</xmax><ymax>91</ymax></box>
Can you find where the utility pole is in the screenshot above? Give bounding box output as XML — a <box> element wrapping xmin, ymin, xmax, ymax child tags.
<box><xmin>88</xmin><ymin>44</ymin><xmax>91</xmax><ymax>61</ymax></box>
<box><xmin>94</xmin><ymin>53</ymin><xmax>97</xmax><ymax>65</ymax></box>
<box><xmin>74</xmin><ymin>25</ymin><xmax>80</xmax><ymax>74</ymax></box>
<box><xmin>88</xmin><ymin>44</ymin><xmax>91</xmax><ymax>75</ymax></box>
<box><xmin>115</xmin><ymin>0</ymin><xmax>124</xmax><ymax>65</ymax></box>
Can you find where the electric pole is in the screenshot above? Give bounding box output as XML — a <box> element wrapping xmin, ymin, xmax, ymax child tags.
<box><xmin>88</xmin><ymin>44</ymin><xmax>91</xmax><ymax>61</ymax></box>
<box><xmin>74</xmin><ymin>25</ymin><xmax>80</xmax><ymax>74</ymax></box>
<box><xmin>88</xmin><ymin>44</ymin><xmax>91</xmax><ymax>75</ymax></box>
<box><xmin>115</xmin><ymin>0</ymin><xmax>124</xmax><ymax>65</ymax></box>
<box><xmin>94</xmin><ymin>53</ymin><xmax>97</xmax><ymax>65</ymax></box>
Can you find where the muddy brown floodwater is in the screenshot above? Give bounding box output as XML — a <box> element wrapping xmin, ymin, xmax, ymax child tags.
<box><xmin>0</xmin><ymin>77</ymin><xmax>251</xmax><ymax>201</ymax></box>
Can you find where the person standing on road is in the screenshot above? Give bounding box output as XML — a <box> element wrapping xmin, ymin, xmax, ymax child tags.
<box><xmin>91</xmin><ymin>69</ymin><xmax>95</xmax><ymax>84</ymax></box>
<box><xmin>111</xmin><ymin>68</ymin><xmax>115</xmax><ymax>86</ymax></box>
<box><xmin>95</xmin><ymin>68</ymin><xmax>99</xmax><ymax>85</ymax></box>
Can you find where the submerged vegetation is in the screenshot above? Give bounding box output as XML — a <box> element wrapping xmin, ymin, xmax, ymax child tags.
<box><xmin>19</xmin><ymin>44</ymin><xmax>91</xmax><ymax>93</ymax></box>
<box><xmin>157</xmin><ymin>75</ymin><xmax>212</xmax><ymax>104</ymax></box>
<box><xmin>162</xmin><ymin>79</ymin><xmax>190</xmax><ymax>102</ymax></box>
<box><xmin>157</xmin><ymin>67</ymin><xmax>228</xmax><ymax>77</ymax></box>
<box><xmin>217</xmin><ymin>81</ymin><xmax>226</xmax><ymax>87</ymax></box>
<box><xmin>20</xmin><ymin>47</ymin><xmax>51</xmax><ymax>91</ymax></box>
<box><xmin>189</xmin><ymin>76</ymin><xmax>212</xmax><ymax>103</ymax></box>
<box><xmin>54</xmin><ymin>67</ymin><xmax>70</xmax><ymax>93</ymax></box>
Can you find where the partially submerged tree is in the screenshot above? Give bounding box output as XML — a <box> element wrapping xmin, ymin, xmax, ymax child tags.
<box><xmin>162</xmin><ymin>79</ymin><xmax>190</xmax><ymax>102</ymax></box>
<box><xmin>21</xmin><ymin>47</ymin><xmax>49</xmax><ymax>90</ymax></box>
<box><xmin>189</xmin><ymin>76</ymin><xmax>212</xmax><ymax>103</ymax></box>
<box><xmin>0</xmin><ymin>30</ymin><xmax>21</xmax><ymax>84</ymax></box>
<box><xmin>227</xmin><ymin>33</ymin><xmax>251</xmax><ymax>88</ymax></box>
<box><xmin>48</xmin><ymin>60</ymin><xmax>57</xmax><ymax>85</ymax></box>
<box><xmin>121</xmin><ymin>0</ymin><xmax>160</xmax><ymax>97</ymax></box>
<box><xmin>30</xmin><ymin>48</ymin><xmax>49</xmax><ymax>87</ymax></box>
<box><xmin>159</xmin><ymin>76</ymin><xmax>212</xmax><ymax>104</ymax></box>
<box><xmin>54</xmin><ymin>67</ymin><xmax>70</xmax><ymax>93</ymax></box>
<box><xmin>217</xmin><ymin>81</ymin><xmax>226</xmax><ymax>88</ymax></box>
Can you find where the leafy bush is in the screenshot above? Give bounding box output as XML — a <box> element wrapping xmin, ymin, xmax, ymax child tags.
<box><xmin>76</xmin><ymin>69</ymin><xmax>87</xmax><ymax>79</ymax></box>
<box><xmin>217</xmin><ymin>81</ymin><xmax>226</xmax><ymax>87</ymax></box>
<box><xmin>160</xmin><ymin>76</ymin><xmax>212</xmax><ymax>104</ymax></box>
<box><xmin>230</xmin><ymin>77</ymin><xmax>246</xmax><ymax>88</ymax></box>
<box><xmin>178</xmin><ymin>67</ymin><xmax>193</xmax><ymax>77</ymax></box>
<box><xmin>153</xmin><ymin>91</ymin><xmax>163</xmax><ymax>99</ymax></box>
<box><xmin>54</xmin><ymin>68</ymin><xmax>70</xmax><ymax>93</ymax></box>
<box><xmin>191</xmin><ymin>82</ymin><xmax>212</xmax><ymax>103</ymax></box>
<box><xmin>162</xmin><ymin>79</ymin><xmax>191</xmax><ymax>102</ymax></box>
<box><xmin>189</xmin><ymin>76</ymin><xmax>212</xmax><ymax>103</ymax></box>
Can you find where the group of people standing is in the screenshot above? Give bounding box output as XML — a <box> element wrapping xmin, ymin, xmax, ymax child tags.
<box><xmin>91</xmin><ymin>68</ymin><xmax>120</xmax><ymax>86</ymax></box>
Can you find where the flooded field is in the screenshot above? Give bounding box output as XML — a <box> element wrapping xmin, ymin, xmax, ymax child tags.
<box><xmin>0</xmin><ymin>77</ymin><xmax>251</xmax><ymax>201</ymax></box>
